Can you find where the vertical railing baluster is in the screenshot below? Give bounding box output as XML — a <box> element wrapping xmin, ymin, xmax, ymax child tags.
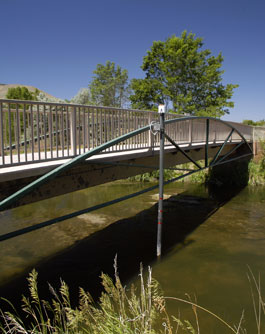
<box><xmin>134</xmin><ymin>112</ymin><xmax>137</xmax><ymax>148</ymax></box>
<box><xmin>66</xmin><ymin>106</ymin><xmax>69</xmax><ymax>156</ymax></box>
<box><xmin>96</xmin><ymin>108</ymin><xmax>99</xmax><ymax>147</ymax></box>
<box><xmin>30</xmin><ymin>104</ymin><xmax>34</xmax><ymax>161</ymax></box>
<box><xmin>4</xmin><ymin>107</ymin><xmax>7</xmax><ymax>157</ymax></box>
<box><xmin>118</xmin><ymin>110</ymin><xmax>121</xmax><ymax>150</ymax></box>
<box><xmin>55</xmin><ymin>106</ymin><xmax>59</xmax><ymax>157</ymax></box>
<box><xmin>112</xmin><ymin>110</ymin><xmax>116</xmax><ymax>151</ymax></box>
<box><xmin>91</xmin><ymin>108</ymin><xmax>95</xmax><ymax>149</ymax></box>
<box><xmin>107</xmin><ymin>110</ymin><xmax>110</xmax><ymax>152</ymax></box>
<box><xmin>44</xmin><ymin>105</ymin><xmax>47</xmax><ymax>160</ymax></box>
<box><xmin>87</xmin><ymin>108</ymin><xmax>90</xmax><ymax>151</ymax></box>
<box><xmin>8</xmin><ymin>103</ymin><xmax>12</xmax><ymax>164</ymax></box>
<box><xmin>100</xmin><ymin>109</ymin><xmax>103</xmax><ymax>147</ymax></box>
<box><xmin>122</xmin><ymin>109</ymin><xmax>124</xmax><ymax>150</ymax></box>
<box><xmin>124</xmin><ymin>109</ymin><xmax>126</xmax><ymax>149</ymax></box>
<box><xmin>114</xmin><ymin>110</ymin><xmax>118</xmax><ymax>151</ymax></box>
<box><xmin>145</xmin><ymin>112</ymin><xmax>148</xmax><ymax>147</ymax></box>
<box><xmin>82</xmin><ymin>108</ymin><xmax>85</xmax><ymax>153</ymax></box>
<box><xmin>16</xmin><ymin>104</ymin><xmax>20</xmax><ymax>162</ymax></box>
<box><xmin>70</xmin><ymin>106</ymin><xmax>76</xmax><ymax>156</ymax></box>
<box><xmin>87</xmin><ymin>108</ymin><xmax>89</xmax><ymax>152</ymax></box>
<box><xmin>205</xmin><ymin>118</ymin><xmax>209</xmax><ymax>167</ymax></box>
<box><xmin>23</xmin><ymin>104</ymin><xmax>27</xmax><ymax>162</ymax></box>
<box><xmin>0</xmin><ymin>102</ymin><xmax>4</xmax><ymax>165</ymax></box>
<box><xmin>188</xmin><ymin>119</ymin><xmax>192</xmax><ymax>145</ymax></box>
<box><xmin>128</xmin><ymin>111</ymin><xmax>131</xmax><ymax>149</ymax></box>
<box><xmin>13</xmin><ymin>112</ymin><xmax>16</xmax><ymax>156</ymax></box>
<box><xmin>37</xmin><ymin>104</ymin><xmax>40</xmax><ymax>160</ymax></box>
<box><xmin>83</xmin><ymin>108</ymin><xmax>86</xmax><ymax>152</ymax></box>
<box><xmin>104</xmin><ymin>109</ymin><xmax>107</xmax><ymax>145</ymax></box>
<box><xmin>77</xmin><ymin>107</ymin><xmax>80</xmax><ymax>155</ymax></box>
<box><xmin>148</xmin><ymin>113</ymin><xmax>151</xmax><ymax>149</ymax></box>
<box><xmin>61</xmin><ymin>107</ymin><xmax>64</xmax><ymax>157</ymax></box>
<box><xmin>140</xmin><ymin>112</ymin><xmax>144</xmax><ymax>147</ymax></box>
<box><xmin>127</xmin><ymin>109</ymin><xmax>129</xmax><ymax>149</ymax></box>
<box><xmin>78</xmin><ymin>106</ymin><xmax>80</xmax><ymax>154</ymax></box>
<box><xmin>126</xmin><ymin>110</ymin><xmax>128</xmax><ymax>150</ymax></box>
<box><xmin>49</xmin><ymin>106</ymin><xmax>53</xmax><ymax>159</ymax></box>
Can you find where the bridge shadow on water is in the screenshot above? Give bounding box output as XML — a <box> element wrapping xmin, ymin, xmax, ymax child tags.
<box><xmin>0</xmin><ymin>183</ymin><xmax>245</xmax><ymax>313</ymax></box>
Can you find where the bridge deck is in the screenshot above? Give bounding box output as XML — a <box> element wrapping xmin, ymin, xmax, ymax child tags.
<box><xmin>0</xmin><ymin>140</ymin><xmax>240</xmax><ymax>182</ymax></box>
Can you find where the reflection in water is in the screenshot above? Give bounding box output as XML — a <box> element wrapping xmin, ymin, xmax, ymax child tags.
<box><xmin>0</xmin><ymin>182</ymin><xmax>162</xmax><ymax>284</ymax></box>
<box><xmin>0</xmin><ymin>182</ymin><xmax>264</xmax><ymax>333</ymax></box>
<box><xmin>144</xmin><ymin>185</ymin><xmax>265</xmax><ymax>333</ymax></box>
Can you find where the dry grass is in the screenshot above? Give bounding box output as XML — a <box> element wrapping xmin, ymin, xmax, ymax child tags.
<box><xmin>0</xmin><ymin>261</ymin><xmax>264</xmax><ymax>333</ymax></box>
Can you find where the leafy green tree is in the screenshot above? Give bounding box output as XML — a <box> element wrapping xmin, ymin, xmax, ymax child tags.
<box><xmin>71</xmin><ymin>88</ymin><xmax>91</xmax><ymax>105</ymax></box>
<box><xmin>36</xmin><ymin>92</ymin><xmax>64</xmax><ymax>103</ymax></box>
<box><xmin>6</xmin><ymin>86</ymin><xmax>39</xmax><ymax>101</ymax></box>
<box><xmin>89</xmin><ymin>61</ymin><xmax>129</xmax><ymax>108</ymax></box>
<box><xmin>243</xmin><ymin>119</ymin><xmax>265</xmax><ymax>126</ymax></box>
<box><xmin>130</xmin><ymin>31</ymin><xmax>238</xmax><ymax>117</ymax></box>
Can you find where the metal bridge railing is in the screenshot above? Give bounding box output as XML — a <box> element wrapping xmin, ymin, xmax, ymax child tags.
<box><xmin>0</xmin><ymin>99</ymin><xmax>254</xmax><ymax>167</ymax></box>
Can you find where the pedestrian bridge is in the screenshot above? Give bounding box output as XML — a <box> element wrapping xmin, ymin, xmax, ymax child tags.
<box><xmin>0</xmin><ymin>99</ymin><xmax>263</xmax><ymax>211</ymax></box>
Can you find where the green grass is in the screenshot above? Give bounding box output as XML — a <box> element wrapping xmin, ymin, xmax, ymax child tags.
<box><xmin>248</xmin><ymin>141</ymin><xmax>265</xmax><ymax>185</ymax></box>
<box><xmin>1</xmin><ymin>261</ymin><xmax>264</xmax><ymax>333</ymax></box>
<box><xmin>127</xmin><ymin>162</ymin><xmax>208</xmax><ymax>184</ymax></box>
<box><xmin>128</xmin><ymin>141</ymin><xmax>265</xmax><ymax>186</ymax></box>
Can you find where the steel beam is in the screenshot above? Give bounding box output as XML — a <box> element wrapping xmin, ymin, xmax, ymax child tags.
<box><xmin>164</xmin><ymin>133</ymin><xmax>201</xmax><ymax>169</ymax></box>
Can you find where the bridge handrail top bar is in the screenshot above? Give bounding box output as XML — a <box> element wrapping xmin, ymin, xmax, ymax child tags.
<box><xmin>0</xmin><ymin>98</ymin><xmax>172</xmax><ymax>115</ymax></box>
<box><xmin>164</xmin><ymin>115</ymin><xmax>251</xmax><ymax>128</ymax></box>
<box><xmin>164</xmin><ymin>115</ymin><xmax>253</xmax><ymax>148</ymax></box>
<box><xmin>0</xmin><ymin>98</ymin><xmax>255</xmax><ymax>130</ymax></box>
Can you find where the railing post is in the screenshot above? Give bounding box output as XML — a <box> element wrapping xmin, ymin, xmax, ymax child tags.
<box><xmin>188</xmin><ymin>119</ymin><xmax>192</xmax><ymax>144</ymax></box>
<box><xmin>0</xmin><ymin>102</ymin><xmax>3</xmax><ymax>157</ymax></box>
<box><xmin>148</xmin><ymin>113</ymin><xmax>153</xmax><ymax>149</ymax></box>
<box><xmin>70</xmin><ymin>106</ymin><xmax>77</xmax><ymax>156</ymax></box>
<box><xmin>205</xmin><ymin>118</ymin><xmax>209</xmax><ymax>167</ymax></box>
<box><xmin>157</xmin><ymin>104</ymin><xmax>165</xmax><ymax>257</ymax></box>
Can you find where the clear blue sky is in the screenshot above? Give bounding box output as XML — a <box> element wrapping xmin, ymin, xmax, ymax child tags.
<box><xmin>1</xmin><ymin>0</ymin><xmax>265</xmax><ymax>122</ymax></box>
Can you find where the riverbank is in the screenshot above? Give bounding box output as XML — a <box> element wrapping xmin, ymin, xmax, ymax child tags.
<box><xmin>128</xmin><ymin>147</ymin><xmax>265</xmax><ymax>186</ymax></box>
<box><xmin>248</xmin><ymin>148</ymin><xmax>265</xmax><ymax>185</ymax></box>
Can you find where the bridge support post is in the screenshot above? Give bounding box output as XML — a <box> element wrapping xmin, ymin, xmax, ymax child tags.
<box><xmin>157</xmin><ymin>105</ymin><xmax>165</xmax><ymax>257</ymax></box>
<box><xmin>70</xmin><ymin>107</ymin><xmax>77</xmax><ymax>156</ymax></box>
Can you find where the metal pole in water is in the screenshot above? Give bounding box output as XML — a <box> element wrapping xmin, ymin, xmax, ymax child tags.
<box><xmin>157</xmin><ymin>104</ymin><xmax>165</xmax><ymax>257</ymax></box>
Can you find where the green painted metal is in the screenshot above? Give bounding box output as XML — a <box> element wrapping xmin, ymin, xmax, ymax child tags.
<box><xmin>85</xmin><ymin>160</ymin><xmax>194</xmax><ymax>171</ymax></box>
<box><xmin>0</xmin><ymin>115</ymin><xmax>252</xmax><ymax>212</ymax></box>
<box><xmin>217</xmin><ymin>141</ymin><xmax>245</xmax><ymax>164</ymax></box>
<box><xmin>164</xmin><ymin>133</ymin><xmax>202</xmax><ymax>169</ymax></box>
<box><xmin>210</xmin><ymin>129</ymin><xmax>234</xmax><ymax>166</ymax></box>
<box><xmin>165</xmin><ymin>116</ymin><xmax>252</xmax><ymax>152</ymax></box>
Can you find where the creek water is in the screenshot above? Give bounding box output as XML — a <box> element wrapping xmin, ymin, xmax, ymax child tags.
<box><xmin>0</xmin><ymin>181</ymin><xmax>264</xmax><ymax>333</ymax></box>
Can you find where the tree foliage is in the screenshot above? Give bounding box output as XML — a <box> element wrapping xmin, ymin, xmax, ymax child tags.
<box><xmin>70</xmin><ymin>88</ymin><xmax>91</xmax><ymax>105</ymax></box>
<box><xmin>89</xmin><ymin>61</ymin><xmax>129</xmax><ymax>108</ymax></box>
<box><xmin>243</xmin><ymin>119</ymin><xmax>265</xmax><ymax>127</ymax></box>
<box><xmin>36</xmin><ymin>92</ymin><xmax>65</xmax><ymax>103</ymax></box>
<box><xmin>6</xmin><ymin>86</ymin><xmax>39</xmax><ymax>101</ymax></box>
<box><xmin>130</xmin><ymin>31</ymin><xmax>238</xmax><ymax>117</ymax></box>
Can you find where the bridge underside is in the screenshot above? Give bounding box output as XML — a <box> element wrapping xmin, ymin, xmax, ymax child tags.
<box><xmin>0</xmin><ymin>142</ymin><xmax>251</xmax><ymax>210</ymax></box>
